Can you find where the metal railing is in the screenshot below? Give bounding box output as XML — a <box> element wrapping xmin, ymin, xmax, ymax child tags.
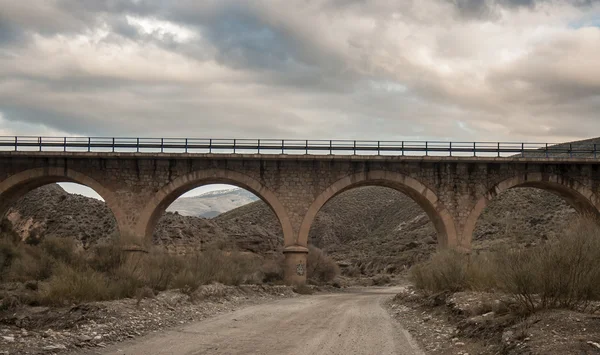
<box><xmin>0</xmin><ymin>136</ymin><xmax>598</xmax><ymax>158</ymax></box>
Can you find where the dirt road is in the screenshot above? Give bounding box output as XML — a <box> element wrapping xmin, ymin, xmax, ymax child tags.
<box><xmin>84</xmin><ymin>288</ymin><xmax>423</xmax><ymax>355</ymax></box>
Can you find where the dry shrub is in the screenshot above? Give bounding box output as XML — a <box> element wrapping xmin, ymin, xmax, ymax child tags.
<box><xmin>344</xmin><ymin>265</ymin><xmax>361</xmax><ymax>277</ymax></box>
<box><xmin>0</xmin><ymin>239</ymin><xmax>20</xmax><ymax>278</ymax></box>
<box><xmin>88</xmin><ymin>241</ymin><xmax>127</xmax><ymax>273</ymax></box>
<box><xmin>144</xmin><ymin>249</ymin><xmax>181</xmax><ymax>291</ymax></box>
<box><xmin>261</xmin><ymin>256</ymin><xmax>284</xmax><ymax>283</ymax></box>
<box><xmin>40</xmin><ymin>237</ymin><xmax>80</xmax><ymax>265</ymax></box>
<box><xmin>372</xmin><ymin>274</ymin><xmax>392</xmax><ymax>286</ymax></box>
<box><xmin>37</xmin><ymin>264</ymin><xmax>114</xmax><ymax>305</ymax></box>
<box><xmin>498</xmin><ymin>217</ymin><xmax>600</xmax><ymax>313</ymax></box>
<box><xmin>410</xmin><ymin>250</ymin><xmax>471</xmax><ymax>293</ymax></box>
<box><xmin>0</xmin><ymin>233</ymin><xmax>269</xmax><ymax>305</ymax></box>
<box><xmin>411</xmin><ymin>217</ymin><xmax>600</xmax><ymax>313</ymax></box>
<box><xmin>5</xmin><ymin>244</ymin><xmax>54</xmax><ymax>282</ymax></box>
<box><xmin>307</xmin><ymin>245</ymin><xmax>340</xmax><ymax>283</ymax></box>
<box><xmin>172</xmin><ymin>248</ymin><xmax>260</xmax><ymax>293</ymax></box>
<box><xmin>293</xmin><ymin>284</ymin><xmax>314</xmax><ymax>295</ymax></box>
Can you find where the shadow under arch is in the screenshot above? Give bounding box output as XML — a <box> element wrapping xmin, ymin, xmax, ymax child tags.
<box><xmin>136</xmin><ymin>169</ymin><xmax>294</xmax><ymax>246</ymax></box>
<box><xmin>297</xmin><ymin>170</ymin><xmax>458</xmax><ymax>249</ymax></box>
<box><xmin>0</xmin><ymin>167</ymin><xmax>124</xmax><ymax>235</ymax></box>
<box><xmin>462</xmin><ymin>173</ymin><xmax>600</xmax><ymax>250</ymax></box>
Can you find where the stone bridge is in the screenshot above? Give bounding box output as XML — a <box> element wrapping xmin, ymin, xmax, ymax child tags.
<box><xmin>1</xmin><ymin>151</ymin><xmax>600</xmax><ymax>284</ymax></box>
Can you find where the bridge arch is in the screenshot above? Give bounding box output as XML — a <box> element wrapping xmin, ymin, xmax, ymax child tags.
<box><xmin>0</xmin><ymin>167</ymin><xmax>124</xmax><ymax>235</ymax></box>
<box><xmin>298</xmin><ymin>170</ymin><xmax>458</xmax><ymax>248</ymax></box>
<box><xmin>462</xmin><ymin>173</ymin><xmax>600</xmax><ymax>250</ymax></box>
<box><xmin>136</xmin><ymin>169</ymin><xmax>294</xmax><ymax>246</ymax></box>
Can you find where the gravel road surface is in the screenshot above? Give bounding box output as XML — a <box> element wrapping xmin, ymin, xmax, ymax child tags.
<box><xmin>84</xmin><ymin>287</ymin><xmax>423</xmax><ymax>355</ymax></box>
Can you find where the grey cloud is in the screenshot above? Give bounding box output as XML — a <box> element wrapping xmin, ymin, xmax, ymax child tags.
<box><xmin>0</xmin><ymin>20</ymin><xmax>23</xmax><ymax>45</ymax></box>
<box><xmin>107</xmin><ymin>16</ymin><xmax>141</xmax><ymax>39</ymax></box>
<box><xmin>448</xmin><ymin>0</ymin><xmax>597</xmax><ymax>19</ymax></box>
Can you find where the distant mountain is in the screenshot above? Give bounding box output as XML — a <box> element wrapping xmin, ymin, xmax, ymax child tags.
<box><xmin>166</xmin><ymin>188</ymin><xmax>259</xmax><ymax>218</ymax></box>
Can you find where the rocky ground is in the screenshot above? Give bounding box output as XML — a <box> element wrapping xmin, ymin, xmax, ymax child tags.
<box><xmin>387</xmin><ymin>284</ymin><xmax>600</xmax><ymax>355</ymax></box>
<box><xmin>0</xmin><ymin>284</ymin><xmax>296</xmax><ymax>355</ymax></box>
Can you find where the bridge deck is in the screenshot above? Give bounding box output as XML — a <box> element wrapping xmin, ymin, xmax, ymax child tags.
<box><xmin>2</xmin><ymin>151</ymin><xmax>599</xmax><ymax>164</ymax></box>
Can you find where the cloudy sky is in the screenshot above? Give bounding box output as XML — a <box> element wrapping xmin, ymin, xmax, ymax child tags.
<box><xmin>1</xmin><ymin>0</ymin><xmax>599</xmax><ymax>146</ymax></box>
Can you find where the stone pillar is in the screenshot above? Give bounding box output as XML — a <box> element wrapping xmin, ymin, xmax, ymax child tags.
<box><xmin>283</xmin><ymin>245</ymin><xmax>308</xmax><ymax>285</ymax></box>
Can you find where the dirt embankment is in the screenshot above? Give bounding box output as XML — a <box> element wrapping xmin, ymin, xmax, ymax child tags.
<box><xmin>387</xmin><ymin>286</ymin><xmax>600</xmax><ymax>355</ymax></box>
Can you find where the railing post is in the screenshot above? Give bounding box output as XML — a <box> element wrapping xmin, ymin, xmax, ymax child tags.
<box><xmin>401</xmin><ymin>141</ymin><xmax>404</xmax><ymax>156</ymax></box>
<box><xmin>112</xmin><ymin>137</ymin><xmax>115</xmax><ymax>152</ymax></box>
<box><xmin>209</xmin><ymin>139</ymin><xmax>212</xmax><ymax>153</ymax></box>
<box><xmin>64</xmin><ymin>137</ymin><xmax>66</xmax><ymax>152</ymax></box>
<box><xmin>137</xmin><ymin>138</ymin><xmax>140</xmax><ymax>153</ymax></box>
<box><xmin>184</xmin><ymin>138</ymin><xmax>187</xmax><ymax>153</ymax></box>
<box><xmin>329</xmin><ymin>140</ymin><xmax>332</xmax><ymax>155</ymax></box>
<box><xmin>449</xmin><ymin>142</ymin><xmax>452</xmax><ymax>157</ymax></box>
<box><xmin>233</xmin><ymin>139</ymin><xmax>236</xmax><ymax>154</ymax></box>
<box><xmin>257</xmin><ymin>139</ymin><xmax>260</xmax><ymax>154</ymax></box>
<box><xmin>39</xmin><ymin>137</ymin><xmax>42</xmax><ymax>151</ymax></box>
<box><xmin>281</xmin><ymin>139</ymin><xmax>284</xmax><ymax>154</ymax></box>
<box><xmin>14</xmin><ymin>136</ymin><xmax>17</xmax><ymax>152</ymax></box>
<box><xmin>497</xmin><ymin>142</ymin><xmax>500</xmax><ymax>157</ymax></box>
<box><xmin>353</xmin><ymin>140</ymin><xmax>356</xmax><ymax>155</ymax></box>
<box><xmin>545</xmin><ymin>143</ymin><xmax>548</xmax><ymax>158</ymax></box>
<box><xmin>88</xmin><ymin>137</ymin><xmax>91</xmax><ymax>152</ymax></box>
<box><xmin>521</xmin><ymin>143</ymin><xmax>524</xmax><ymax>158</ymax></box>
<box><xmin>473</xmin><ymin>142</ymin><xmax>476</xmax><ymax>157</ymax></box>
<box><xmin>377</xmin><ymin>141</ymin><xmax>380</xmax><ymax>156</ymax></box>
<box><xmin>425</xmin><ymin>141</ymin><xmax>428</xmax><ymax>156</ymax></box>
<box><xmin>161</xmin><ymin>138</ymin><xmax>164</xmax><ymax>153</ymax></box>
<box><xmin>305</xmin><ymin>140</ymin><xmax>308</xmax><ymax>155</ymax></box>
<box><xmin>595</xmin><ymin>144</ymin><xmax>597</xmax><ymax>159</ymax></box>
<box><xmin>570</xmin><ymin>143</ymin><xmax>572</xmax><ymax>158</ymax></box>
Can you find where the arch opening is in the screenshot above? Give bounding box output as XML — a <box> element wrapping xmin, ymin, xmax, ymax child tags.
<box><xmin>151</xmin><ymin>182</ymin><xmax>285</xmax><ymax>257</ymax></box>
<box><xmin>136</xmin><ymin>169</ymin><xmax>293</xmax><ymax>250</ymax></box>
<box><xmin>464</xmin><ymin>174</ymin><xmax>600</xmax><ymax>252</ymax></box>
<box><xmin>299</xmin><ymin>171</ymin><xmax>458</xmax><ymax>276</ymax></box>
<box><xmin>0</xmin><ymin>170</ymin><xmax>121</xmax><ymax>247</ymax></box>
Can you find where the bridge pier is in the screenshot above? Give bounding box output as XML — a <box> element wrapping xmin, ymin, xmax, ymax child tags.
<box><xmin>283</xmin><ymin>245</ymin><xmax>309</xmax><ymax>285</ymax></box>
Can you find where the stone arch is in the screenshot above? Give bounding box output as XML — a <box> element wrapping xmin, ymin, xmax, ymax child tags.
<box><xmin>136</xmin><ymin>169</ymin><xmax>294</xmax><ymax>247</ymax></box>
<box><xmin>298</xmin><ymin>170</ymin><xmax>458</xmax><ymax>249</ymax></box>
<box><xmin>0</xmin><ymin>167</ymin><xmax>124</xmax><ymax>235</ymax></box>
<box><xmin>462</xmin><ymin>173</ymin><xmax>600</xmax><ymax>250</ymax></box>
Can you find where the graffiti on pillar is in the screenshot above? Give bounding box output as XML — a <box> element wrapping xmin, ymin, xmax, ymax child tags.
<box><xmin>296</xmin><ymin>263</ymin><xmax>305</xmax><ymax>276</ymax></box>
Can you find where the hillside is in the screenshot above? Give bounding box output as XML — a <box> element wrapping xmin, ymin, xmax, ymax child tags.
<box><xmin>166</xmin><ymin>188</ymin><xmax>258</xmax><ymax>217</ymax></box>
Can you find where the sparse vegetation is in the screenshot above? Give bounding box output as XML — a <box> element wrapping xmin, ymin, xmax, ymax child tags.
<box><xmin>307</xmin><ymin>245</ymin><xmax>340</xmax><ymax>283</ymax></box>
<box><xmin>410</xmin><ymin>217</ymin><xmax>600</xmax><ymax>314</ymax></box>
<box><xmin>0</xmin><ymin>233</ymin><xmax>337</xmax><ymax>307</ymax></box>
